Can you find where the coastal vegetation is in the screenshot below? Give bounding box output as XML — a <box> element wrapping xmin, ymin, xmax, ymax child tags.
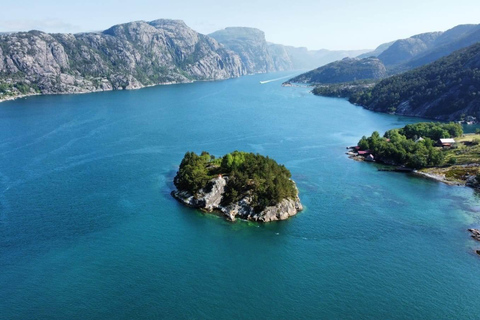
<box><xmin>357</xmin><ymin>122</ymin><xmax>463</xmax><ymax>168</ymax></box>
<box><xmin>174</xmin><ymin>151</ymin><xmax>297</xmax><ymax>212</ymax></box>
<box><xmin>311</xmin><ymin>80</ymin><xmax>377</xmax><ymax>98</ymax></box>
<box><xmin>313</xmin><ymin>42</ymin><xmax>480</xmax><ymax>121</ymax></box>
<box><xmin>286</xmin><ymin>57</ymin><xmax>386</xmax><ymax>84</ymax></box>
<box><xmin>352</xmin><ymin>42</ymin><xmax>480</xmax><ymax>119</ymax></box>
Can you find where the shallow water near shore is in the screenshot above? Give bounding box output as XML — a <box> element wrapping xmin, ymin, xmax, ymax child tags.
<box><xmin>1</xmin><ymin>72</ymin><xmax>480</xmax><ymax>319</ymax></box>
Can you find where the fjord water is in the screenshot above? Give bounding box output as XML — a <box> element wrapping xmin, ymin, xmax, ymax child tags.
<box><xmin>1</xmin><ymin>72</ymin><xmax>480</xmax><ymax>319</ymax></box>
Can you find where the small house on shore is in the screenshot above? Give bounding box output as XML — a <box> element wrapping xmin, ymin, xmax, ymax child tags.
<box><xmin>357</xmin><ymin>150</ymin><xmax>372</xmax><ymax>156</ymax></box>
<box><xmin>438</xmin><ymin>138</ymin><xmax>456</xmax><ymax>147</ymax></box>
<box><xmin>365</xmin><ymin>154</ymin><xmax>375</xmax><ymax>162</ymax></box>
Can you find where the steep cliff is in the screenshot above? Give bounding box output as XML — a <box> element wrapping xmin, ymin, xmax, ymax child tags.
<box><xmin>209</xmin><ymin>27</ymin><xmax>277</xmax><ymax>73</ymax></box>
<box><xmin>210</xmin><ymin>27</ymin><xmax>369</xmax><ymax>73</ymax></box>
<box><xmin>0</xmin><ymin>19</ymin><xmax>245</xmax><ymax>101</ymax></box>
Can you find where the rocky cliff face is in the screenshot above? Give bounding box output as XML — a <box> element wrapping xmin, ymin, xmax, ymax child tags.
<box><xmin>172</xmin><ymin>176</ymin><xmax>303</xmax><ymax>222</ymax></box>
<box><xmin>209</xmin><ymin>27</ymin><xmax>277</xmax><ymax>74</ymax></box>
<box><xmin>266</xmin><ymin>43</ymin><xmax>295</xmax><ymax>71</ymax></box>
<box><xmin>374</xmin><ymin>24</ymin><xmax>480</xmax><ymax>72</ymax></box>
<box><xmin>378</xmin><ymin>32</ymin><xmax>442</xmax><ymax>67</ymax></box>
<box><xmin>287</xmin><ymin>57</ymin><xmax>387</xmax><ymax>84</ymax></box>
<box><xmin>210</xmin><ymin>27</ymin><xmax>369</xmax><ymax>73</ymax></box>
<box><xmin>0</xmin><ymin>19</ymin><xmax>246</xmax><ymax>100</ymax></box>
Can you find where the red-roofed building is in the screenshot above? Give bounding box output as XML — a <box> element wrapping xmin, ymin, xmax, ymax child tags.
<box><xmin>358</xmin><ymin>150</ymin><xmax>372</xmax><ymax>156</ymax></box>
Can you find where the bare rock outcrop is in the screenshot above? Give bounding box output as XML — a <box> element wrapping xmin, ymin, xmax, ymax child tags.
<box><xmin>172</xmin><ymin>176</ymin><xmax>303</xmax><ymax>222</ymax></box>
<box><xmin>0</xmin><ymin>19</ymin><xmax>246</xmax><ymax>101</ymax></box>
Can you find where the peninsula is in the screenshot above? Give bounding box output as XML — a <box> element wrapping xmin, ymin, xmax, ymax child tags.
<box><xmin>349</xmin><ymin>122</ymin><xmax>480</xmax><ymax>187</ymax></box>
<box><xmin>171</xmin><ymin>151</ymin><xmax>303</xmax><ymax>222</ymax></box>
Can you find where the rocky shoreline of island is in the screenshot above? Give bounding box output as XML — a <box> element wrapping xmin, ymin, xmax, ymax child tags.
<box><xmin>171</xmin><ymin>151</ymin><xmax>303</xmax><ymax>222</ymax></box>
<box><xmin>172</xmin><ymin>175</ymin><xmax>303</xmax><ymax>222</ymax></box>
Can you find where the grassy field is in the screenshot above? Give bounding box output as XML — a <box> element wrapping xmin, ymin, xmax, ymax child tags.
<box><xmin>444</xmin><ymin>133</ymin><xmax>480</xmax><ymax>164</ymax></box>
<box><xmin>419</xmin><ymin>133</ymin><xmax>480</xmax><ymax>184</ymax></box>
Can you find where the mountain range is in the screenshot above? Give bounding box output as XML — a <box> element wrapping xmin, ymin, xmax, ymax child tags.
<box><xmin>287</xmin><ymin>57</ymin><xmax>387</xmax><ymax>84</ymax></box>
<box><xmin>290</xmin><ymin>24</ymin><xmax>480</xmax><ymax>85</ymax></box>
<box><xmin>351</xmin><ymin>42</ymin><xmax>480</xmax><ymax>121</ymax></box>
<box><xmin>209</xmin><ymin>27</ymin><xmax>367</xmax><ymax>72</ymax></box>
<box><xmin>0</xmin><ymin>20</ymin><xmax>365</xmax><ymax>101</ymax></box>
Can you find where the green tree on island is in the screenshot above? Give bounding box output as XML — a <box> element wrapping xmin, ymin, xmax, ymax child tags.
<box><xmin>174</xmin><ymin>151</ymin><xmax>297</xmax><ymax>212</ymax></box>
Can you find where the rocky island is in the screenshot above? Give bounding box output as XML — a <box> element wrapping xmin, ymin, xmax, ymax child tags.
<box><xmin>171</xmin><ymin>151</ymin><xmax>303</xmax><ymax>222</ymax></box>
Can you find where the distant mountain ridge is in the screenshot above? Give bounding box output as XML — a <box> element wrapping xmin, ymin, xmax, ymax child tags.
<box><xmin>399</xmin><ymin>24</ymin><xmax>480</xmax><ymax>71</ymax></box>
<box><xmin>289</xmin><ymin>23</ymin><xmax>480</xmax><ymax>86</ymax></box>
<box><xmin>209</xmin><ymin>27</ymin><xmax>368</xmax><ymax>72</ymax></box>
<box><xmin>0</xmin><ymin>21</ymin><xmax>369</xmax><ymax>101</ymax></box>
<box><xmin>286</xmin><ymin>57</ymin><xmax>387</xmax><ymax>84</ymax></box>
<box><xmin>0</xmin><ymin>19</ymin><xmax>246</xmax><ymax>100</ymax></box>
<box><xmin>377</xmin><ymin>32</ymin><xmax>443</xmax><ymax>67</ymax></box>
<box><xmin>348</xmin><ymin>42</ymin><xmax>480</xmax><ymax>120</ymax></box>
<box><xmin>378</xmin><ymin>24</ymin><xmax>480</xmax><ymax>72</ymax></box>
<box><xmin>357</xmin><ymin>41</ymin><xmax>395</xmax><ymax>59</ymax></box>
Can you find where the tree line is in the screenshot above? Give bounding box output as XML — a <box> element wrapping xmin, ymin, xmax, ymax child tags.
<box><xmin>357</xmin><ymin>122</ymin><xmax>463</xmax><ymax>168</ymax></box>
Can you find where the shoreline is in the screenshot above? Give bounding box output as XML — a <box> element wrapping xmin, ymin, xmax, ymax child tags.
<box><xmin>348</xmin><ymin>148</ymin><xmax>480</xmax><ymax>256</ymax></box>
<box><xmin>411</xmin><ymin>170</ymin><xmax>464</xmax><ymax>186</ymax></box>
<box><xmin>0</xmin><ymin>70</ymin><xmax>284</xmax><ymax>105</ymax></box>
<box><xmin>0</xmin><ymin>77</ymin><xmax>237</xmax><ymax>104</ymax></box>
<box><xmin>350</xmin><ymin>153</ymin><xmax>469</xmax><ymax>187</ymax></box>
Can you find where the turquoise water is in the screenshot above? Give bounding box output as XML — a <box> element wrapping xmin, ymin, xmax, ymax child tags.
<box><xmin>1</xmin><ymin>72</ymin><xmax>480</xmax><ymax>319</ymax></box>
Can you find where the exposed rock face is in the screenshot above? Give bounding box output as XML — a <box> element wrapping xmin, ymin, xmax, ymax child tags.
<box><xmin>172</xmin><ymin>176</ymin><xmax>303</xmax><ymax>222</ymax></box>
<box><xmin>468</xmin><ymin>228</ymin><xmax>480</xmax><ymax>241</ymax></box>
<box><xmin>0</xmin><ymin>20</ymin><xmax>372</xmax><ymax>101</ymax></box>
<box><xmin>0</xmin><ymin>19</ymin><xmax>246</xmax><ymax>100</ymax></box>
<box><xmin>209</xmin><ymin>27</ymin><xmax>277</xmax><ymax>74</ymax></box>
<box><xmin>209</xmin><ymin>27</ymin><xmax>369</xmax><ymax>73</ymax></box>
<box><xmin>466</xmin><ymin>175</ymin><xmax>480</xmax><ymax>188</ymax></box>
<box><xmin>371</xmin><ymin>24</ymin><xmax>480</xmax><ymax>72</ymax></box>
<box><xmin>378</xmin><ymin>32</ymin><xmax>442</xmax><ymax>67</ymax></box>
<box><xmin>288</xmin><ymin>57</ymin><xmax>387</xmax><ymax>84</ymax></box>
<box><xmin>266</xmin><ymin>43</ymin><xmax>294</xmax><ymax>71</ymax></box>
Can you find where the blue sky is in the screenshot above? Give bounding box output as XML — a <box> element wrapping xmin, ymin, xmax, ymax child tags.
<box><xmin>0</xmin><ymin>0</ymin><xmax>479</xmax><ymax>50</ymax></box>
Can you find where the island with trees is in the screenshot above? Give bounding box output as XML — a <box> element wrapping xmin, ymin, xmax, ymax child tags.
<box><xmin>171</xmin><ymin>151</ymin><xmax>303</xmax><ymax>222</ymax></box>
<box><xmin>350</xmin><ymin>122</ymin><xmax>480</xmax><ymax>187</ymax></box>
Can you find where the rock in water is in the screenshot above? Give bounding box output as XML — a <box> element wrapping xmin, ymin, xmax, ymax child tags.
<box><xmin>468</xmin><ymin>228</ymin><xmax>480</xmax><ymax>241</ymax></box>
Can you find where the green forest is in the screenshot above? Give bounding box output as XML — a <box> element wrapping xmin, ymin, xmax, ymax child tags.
<box><xmin>313</xmin><ymin>42</ymin><xmax>480</xmax><ymax>119</ymax></box>
<box><xmin>174</xmin><ymin>151</ymin><xmax>297</xmax><ymax>212</ymax></box>
<box><xmin>357</xmin><ymin>122</ymin><xmax>463</xmax><ymax>168</ymax></box>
